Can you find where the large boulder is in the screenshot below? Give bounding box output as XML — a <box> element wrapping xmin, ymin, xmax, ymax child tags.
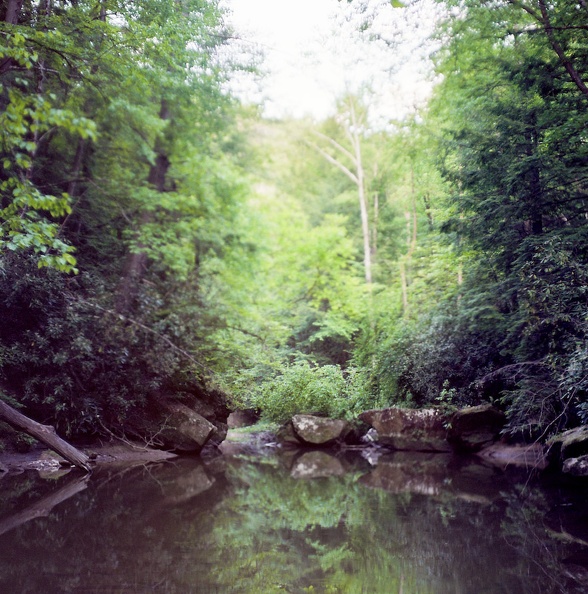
<box><xmin>152</xmin><ymin>402</ymin><xmax>217</xmax><ymax>453</ymax></box>
<box><xmin>562</xmin><ymin>455</ymin><xmax>588</xmax><ymax>477</ymax></box>
<box><xmin>358</xmin><ymin>407</ymin><xmax>452</xmax><ymax>452</ymax></box>
<box><xmin>227</xmin><ymin>409</ymin><xmax>259</xmax><ymax>429</ymax></box>
<box><xmin>546</xmin><ymin>426</ymin><xmax>588</xmax><ymax>469</ymax></box>
<box><xmin>129</xmin><ymin>382</ymin><xmax>230</xmax><ymax>454</ymax></box>
<box><xmin>276</xmin><ymin>420</ymin><xmax>302</xmax><ymax>446</ymax></box>
<box><xmin>447</xmin><ymin>404</ymin><xmax>506</xmax><ymax>452</ymax></box>
<box><xmin>182</xmin><ymin>385</ymin><xmax>230</xmax><ymax>445</ymax></box>
<box><xmin>291</xmin><ymin>414</ymin><xmax>352</xmax><ymax>447</ymax></box>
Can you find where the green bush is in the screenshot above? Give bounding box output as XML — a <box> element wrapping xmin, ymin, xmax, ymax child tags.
<box><xmin>0</xmin><ymin>252</ymin><xmax>220</xmax><ymax>438</ymax></box>
<box><xmin>250</xmin><ymin>361</ymin><xmax>380</xmax><ymax>424</ymax></box>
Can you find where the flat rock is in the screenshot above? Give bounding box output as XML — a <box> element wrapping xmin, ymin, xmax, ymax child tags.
<box><xmin>447</xmin><ymin>404</ymin><xmax>506</xmax><ymax>452</ymax></box>
<box><xmin>562</xmin><ymin>455</ymin><xmax>588</xmax><ymax>477</ymax></box>
<box><xmin>546</xmin><ymin>426</ymin><xmax>588</xmax><ymax>468</ymax></box>
<box><xmin>291</xmin><ymin>414</ymin><xmax>352</xmax><ymax>447</ymax></box>
<box><xmin>359</xmin><ymin>407</ymin><xmax>452</xmax><ymax>452</ymax></box>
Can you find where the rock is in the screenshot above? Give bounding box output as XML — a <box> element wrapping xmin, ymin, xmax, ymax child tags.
<box><xmin>546</xmin><ymin>426</ymin><xmax>588</xmax><ymax>468</ymax></box>
<box><xmin>149</xmin><ymin>402</ymin><xmax>217</xmax><ymax>453</ymax></box>
<box><xmin>276</xmin><ymin>420</ymin><xmax>301</xmax><ymax>445</ymax></box>
<box><xmin>477</xmin><ymin>442</ymin><xmax>547</xmax><ymax>469</ymax></box>
<box><xmin>132</xmin><ymin>402</ymin><xmax>217</xmax><ymax>453</ymax></box>
<box><xmin>361</xmin><ymin>427</ymin><xmax>379</xmax><ymax>444</ymax></box>
<box><xmin>184</xmin><ymin>385</ymin><xmax>230</xmax><ymax>445</ymax></box>
<box><xmin>358</xmin><ymin>407</ymin><xmax>452</xmax><ymax>452</ymax></box>
<box><xmin>291</xmin><ymin>414</ymin><xmax>352</xmax><ymax>447</ymax></box>
<box><xmin>127</xmin><ymin>382</ymin><xmax>230</xmax><ymax>454</ymax></box>
<box><xmin>447</xmin><ymin>404</ymin><xmax>506</xmax><ymax>452</ymax></box>
<box><xmin>227</xmin><ymin>409</ymin><xmax>259</xmax><ymax>429</ymax></box>
<box><xmin>562</xmin><ymin>455</ymin><xmax>588</xmax><ymax>477</ymax></box>
<box><xmin>290</xmin><ymin>451</ymin><xmax>346</xmax><ymax>479</ymax></box>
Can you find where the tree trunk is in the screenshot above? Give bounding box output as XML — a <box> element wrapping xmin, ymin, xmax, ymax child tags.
<box><xmin>0</xmin><ymin>400</ymin><xmax>92</xmax><ymax>472</ymax></box>
<box><xmin>400</xmin><ymin>259</ymin><xmax>408</xmax><ymax>313</ymax></box>
<box><xmin>357</xmin><ymin>160</ymin><xmax>372</xmax><ymax>284</ymax></box>
<box><xmin>349</xmin><ymin>103</ymin><xmax>372</xmax><ymax>285</ymax></box>
<box><xmin>115</xmin><ymin>100</ymin><xmax>170</xmax><ymax>314</ymax></box>
<box><xmin>3</xmin><ymin>0</ymin><xmax>23</xmax><ymax>23</ymax></box>
<box><xmin>0</xmin><ymin>0</ymin><xmax>24</xmax><ymax>74</ymax></box>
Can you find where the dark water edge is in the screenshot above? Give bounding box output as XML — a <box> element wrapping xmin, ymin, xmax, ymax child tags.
<box><xmin>0</xmin><ymin>446</ymin><xmax>587</xmax><ymax>594</ymax></box>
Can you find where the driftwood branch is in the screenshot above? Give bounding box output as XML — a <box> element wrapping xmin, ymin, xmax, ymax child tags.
<box><xmin>0</xmin><ymin>400</ymin><xmax>92</xmax><ymax>472</ymax></box>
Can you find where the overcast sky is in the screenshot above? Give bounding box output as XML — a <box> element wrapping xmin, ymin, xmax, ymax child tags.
<box><xmin>221</xmin><ymin>0</ymin><xmax>439</xmax><ymax>122</ymax></box>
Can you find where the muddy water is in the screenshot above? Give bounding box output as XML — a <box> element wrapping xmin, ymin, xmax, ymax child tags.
<box><xmin>0</xmin><ymin>447</ymin><xmax>587</xmax><ymax>593</ymax></box>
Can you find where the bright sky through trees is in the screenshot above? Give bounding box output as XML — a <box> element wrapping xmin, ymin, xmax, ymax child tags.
<box><xmin>222</xmin><ymin>0</ymin><xmax>438</xmax><ymax>122</ymax></box>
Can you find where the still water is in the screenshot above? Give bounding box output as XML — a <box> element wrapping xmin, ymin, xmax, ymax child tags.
<box><xmin>0</xmin><ymin>446</ymin><xmax>587</xmax><ymax>594</ymax></box>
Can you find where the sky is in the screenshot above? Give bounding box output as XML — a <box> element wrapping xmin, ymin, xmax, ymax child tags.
<box><xmin>221</xmin><ymin>0</ymin><xmax>439</xmax><ymax>123</ymax></box>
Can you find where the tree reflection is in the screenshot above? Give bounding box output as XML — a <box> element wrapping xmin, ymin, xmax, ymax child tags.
<box><xmin>0</xmin><ymin>454</ymin><xmax>586</xmax><ymax>593</ymax></box>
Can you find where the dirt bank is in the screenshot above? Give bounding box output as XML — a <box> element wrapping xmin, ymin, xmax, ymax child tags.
<box><xmin>0</xmin><ymin>441</ymin><xmax>178</xmax><ymax>474</ymax></box>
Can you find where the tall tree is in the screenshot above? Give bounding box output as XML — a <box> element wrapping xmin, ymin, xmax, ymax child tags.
<box><xmin>309</xmin><ymin>96</ymin><xmax>374</xmax><ymax>284</ymax></box>
<box><xmin>427</xmin><ymin>0</ymin><xmax>588</xmax><ymax>433</ymax></box>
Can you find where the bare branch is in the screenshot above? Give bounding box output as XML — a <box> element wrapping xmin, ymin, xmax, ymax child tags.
<box><xmin>311</xmin><ymin>130</ymin><xmax>357</xmax><ymax>165</ymax></box>
<box><xmin>305</xmin><ymin>140</ymin><xmax>359</xmax><ymax>185</ymax></box>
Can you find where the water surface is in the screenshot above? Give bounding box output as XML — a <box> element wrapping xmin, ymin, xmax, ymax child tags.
<box><xmin>0</xmin><ymin>447</ymin><xmax>587</xmax><ymax>593</ymax></box>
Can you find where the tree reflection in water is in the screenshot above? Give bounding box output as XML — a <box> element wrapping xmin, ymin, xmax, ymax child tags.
<box><xmin>0</xmin><ymin>451</ymin><xmax>586</xmax><ymax>593</ymax></box>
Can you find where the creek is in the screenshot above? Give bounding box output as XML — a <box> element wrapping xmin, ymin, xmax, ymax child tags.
<box><xmin>0</xmin><ymin>440</ymin><xmax>587</xmax><ymax>593</ymax></box>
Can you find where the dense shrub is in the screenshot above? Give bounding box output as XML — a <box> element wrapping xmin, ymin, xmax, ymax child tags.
<box><xmin>250</xmin><ymin>361</ymin><xmax>381</xmax><ymax>424</ymax></box>
<box><xmin>0</xmin><ymin>253</ymin><xmax>215</xmax><ymax>438</ymax></box>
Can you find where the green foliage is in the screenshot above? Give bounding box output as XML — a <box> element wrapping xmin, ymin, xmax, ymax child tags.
<box><xmin>347</xmin><ymin>0</ymin><xmax>586</xmax><ymax>438</ymax></box>
<box><xmin>250</xmin><ymin>361</ymin><xmax>379</xmax><ymax>423</ymax></box>
<box><xmin>2</xmin><ymin>0</ymin><xmax>587</xmax><ymax>443</ymax></box>
<box><xmin>0</xmin><ymin>0</ymin><xmax>248</xmax><ymax>437</ymax></box>
<box><xmin>0</xmin><ymin>32</ymin><xmax>96</xmax><ymax>272</ymax></box>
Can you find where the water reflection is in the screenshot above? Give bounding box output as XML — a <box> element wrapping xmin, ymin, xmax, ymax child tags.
<box><xmin>0</xmin><ymin>449</ymin><xmax>587</xmax><ymax>593</ymax></box>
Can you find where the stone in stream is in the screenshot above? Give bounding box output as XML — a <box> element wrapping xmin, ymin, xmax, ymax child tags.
<box><xmin>546</xmin><ymin>426</ymin><xmax>588</xmax><ymax>470</ymax></box>
<box><xmin>447</xmin><ymin>404</ymin><xmax>506</xmax><ymax>452</ymax></box>
<box><xmin>291</xmin><ymin>414</ymin><xmax>352</xmax><ymax>447</ymax></box>
<box><xmin>132</xmin><ymin>401</ymin><xmax>218</xmax><ymax>453</ymax></box>
<box><xmin>358</xmin><ymin>407</ymin><xmax>453</xmax><ymax>452</ymax></box>
<box><xmin>562</xmin><ymin>455</ymin><xmax>588</xmax><ymax>477</ymax></box>
<box><xmin>276</xmin><ymin>420</ymin><xmax>302</xmax><ymax>445</ymax></box>
<box><xmin>156</xmin><ymin>402</ymin><xmax>218</xmax><ymax>452</ymax></box>
<box><xmin>128</xmin><ymin>382</ymin><xmax>230</xmax><ymax>454</ymax></box>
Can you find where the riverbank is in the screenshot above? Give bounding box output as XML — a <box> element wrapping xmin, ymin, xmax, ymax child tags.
<box><xmin>0</xmin><ymin>441</ymin><xmax>178</xmax><ymax>474</ymax></box>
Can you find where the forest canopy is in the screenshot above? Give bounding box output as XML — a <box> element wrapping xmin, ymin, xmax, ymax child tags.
<box><xmin>0</xmin><ymin>0</ymin><xmax>587</xmax><ymax>445</ymax></box>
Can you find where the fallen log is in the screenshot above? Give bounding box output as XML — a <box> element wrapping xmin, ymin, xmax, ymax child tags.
<box><xmin>0</xmin><ymin>399</ymin><xmax>92</xmax><ymax>472</ymax></box>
